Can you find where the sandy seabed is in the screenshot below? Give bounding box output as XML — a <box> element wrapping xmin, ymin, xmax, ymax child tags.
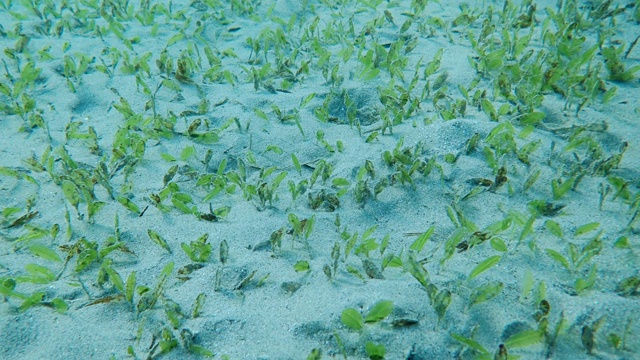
<box><xmin>1</xmin><ymin>0</ymin><xmax>640</xmax><ymax>359</ymax></box>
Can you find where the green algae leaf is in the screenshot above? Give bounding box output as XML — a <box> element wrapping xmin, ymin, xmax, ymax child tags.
<box><xmin>0</xmin><ymin>166</ymin><xmax>38</xmax><ymax>185</ymax></box>
<box><xmin>16</xmin><ymin>225</ymin><xmax>49</xmax><ymax>244</ymax></box>
<box><xmin>365</xmin><ymin>341</ymin><xmax>386</xmax><ymax>359</ymax></box>
<box><xmin>410</xmin><ymin>226</ymin><xmax>435</xmax><ymax>252</ymax></box>
<box><xmin>469</xmin><ymin>281</ymin><xmax>503</xmax><ymax>309</ymax></box>
<box><xmin>75</xmin><ymin>248</ymin><xmax>98</xmax><ymax>273</ymax></box>
<box><xmin>0</xmin><ymin>278</ymin><xmax>25</xmax><ymax>299</ymax></box>
<box><xmin>180</xmin><ymin>145</ymin><xmax>195</xmax><ymax>161</ymax></box>
<box><xmin>61</xmin><ymin>179</ymin><xmax>81</xmax><ymax>207</ymax></box>
<box><xmin>254</xmin><ymin>108</ymin><xmax>268</xmax><ymax>121</ymax></box>
<box><xmin>450</xmin><ymin>332</ymin><xmax>489</xmax><ymax>354</ymax></box>
<box><xmin>160</xmin><ymin>152</ymin><xmax>177</xmax><ymax>162</ymax></box>
<box><xmin>189</xmin><ymin>344</ymin><xmax>214</xmax><ymax>357</ymax></box>
<box><xmin>117</xmin><ymin>196</ymin><xmax>140</xmax><ymax>214</ymax></box>
<box><xmin>148</xmin><ymin>229</ymin><xmax>172</xmax><ymax>253</ymax></box>
<box><xmin>520</xmin><ymin>268</ymin><xmax>534</xmax><ymax>301</ymax></box>
<box><xmin>29</xmin><ymin>244</ymin><xmax>62</xmax><ymax>262</ymax></box>
<box><xmin>125</xmin><ymin>271</ymin><xmax>136</xmax><ymax>305</ymax></box>
<box><xmin>468</xmin><ymin>255</ymin><xmax>501</xmax><ymax>280</ymax></box>
<box><xmin>490</xmin><ymin>237</ymin><xmax>508</xmax><ymax>252</ymax></box>
<box><xmin>545</xmin><ymin>220</ymin><xmax>563</xmax><ymax>238</ymax></box>
<box><xmin>19</xmin><ymin>291</ymin><xmax>45</xmax><ymax>312</ymax></box>
<box><xmin>504</xmin><ymin>329</ymin><xmax>544</xmax><ymax>348</ymax></box>
<box><xmin>24</xmin><ymin>263</ymin><xmax>56</xmax><ymax>283</ymax></box>
<box><xmin>575</xmin><ymin>265</ymin><xmax>597</xmax><ymax>293</ymax></box>
<box><xmin>104</xmin><ymin>265</ymin><xmax>125</xmax><ymax>294</ymax></box>
<box><xmin>51</xmin><ymin>298</ymin><xmax>69</xmax><ymax>314</ymax></box>
<box><xmin>545</xmin><ymin>249</ymin><xmax>570</xmax><ymax>270</ymax></box>
<box><xmin>294</xmin><ymin>260</ymin><xmax>310</xmax><ymax>272</ymax></box>
<box><xmin>341</xmin><ymin>308</ymin><xmax>363</xmax><ymax>330</ymax></box>
<box><xmin>520</xmin><ymin>111</ymin><xmax>545</xmax><ymax>125</ymax></box>
<box><xmin>291</xmin><ymin>153</ymin><xmax>302</xmax><ymax>175</ymax></box>
<box><xmin>192</xmin><ymin>293</ymin><xmax>206</xmax><ymax>318</ymax></box>
<box><xmin>575</xmin><ymin>222</ymin><xmax>599</xmax><ymax>236</ymax></box>
<box><xmin>406</xmin><ymin>252</ymin><xmax>430</xmax><ymax>289</ymax></box>
<box><xmin>166</xmin><ymin>32</ymin><xmax>185</xmax><ymax>47</ymax></box>
<box><xmin>365</xmin><ymin>300</ymin><xmax>393</xmax><ymax>323</ymax></box>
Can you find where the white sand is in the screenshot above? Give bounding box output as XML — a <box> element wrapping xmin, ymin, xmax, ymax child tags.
<box><xmin>1</xmin><ymin>0</ymin><xmax>639</xmax><ymax>359</ymax></box>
